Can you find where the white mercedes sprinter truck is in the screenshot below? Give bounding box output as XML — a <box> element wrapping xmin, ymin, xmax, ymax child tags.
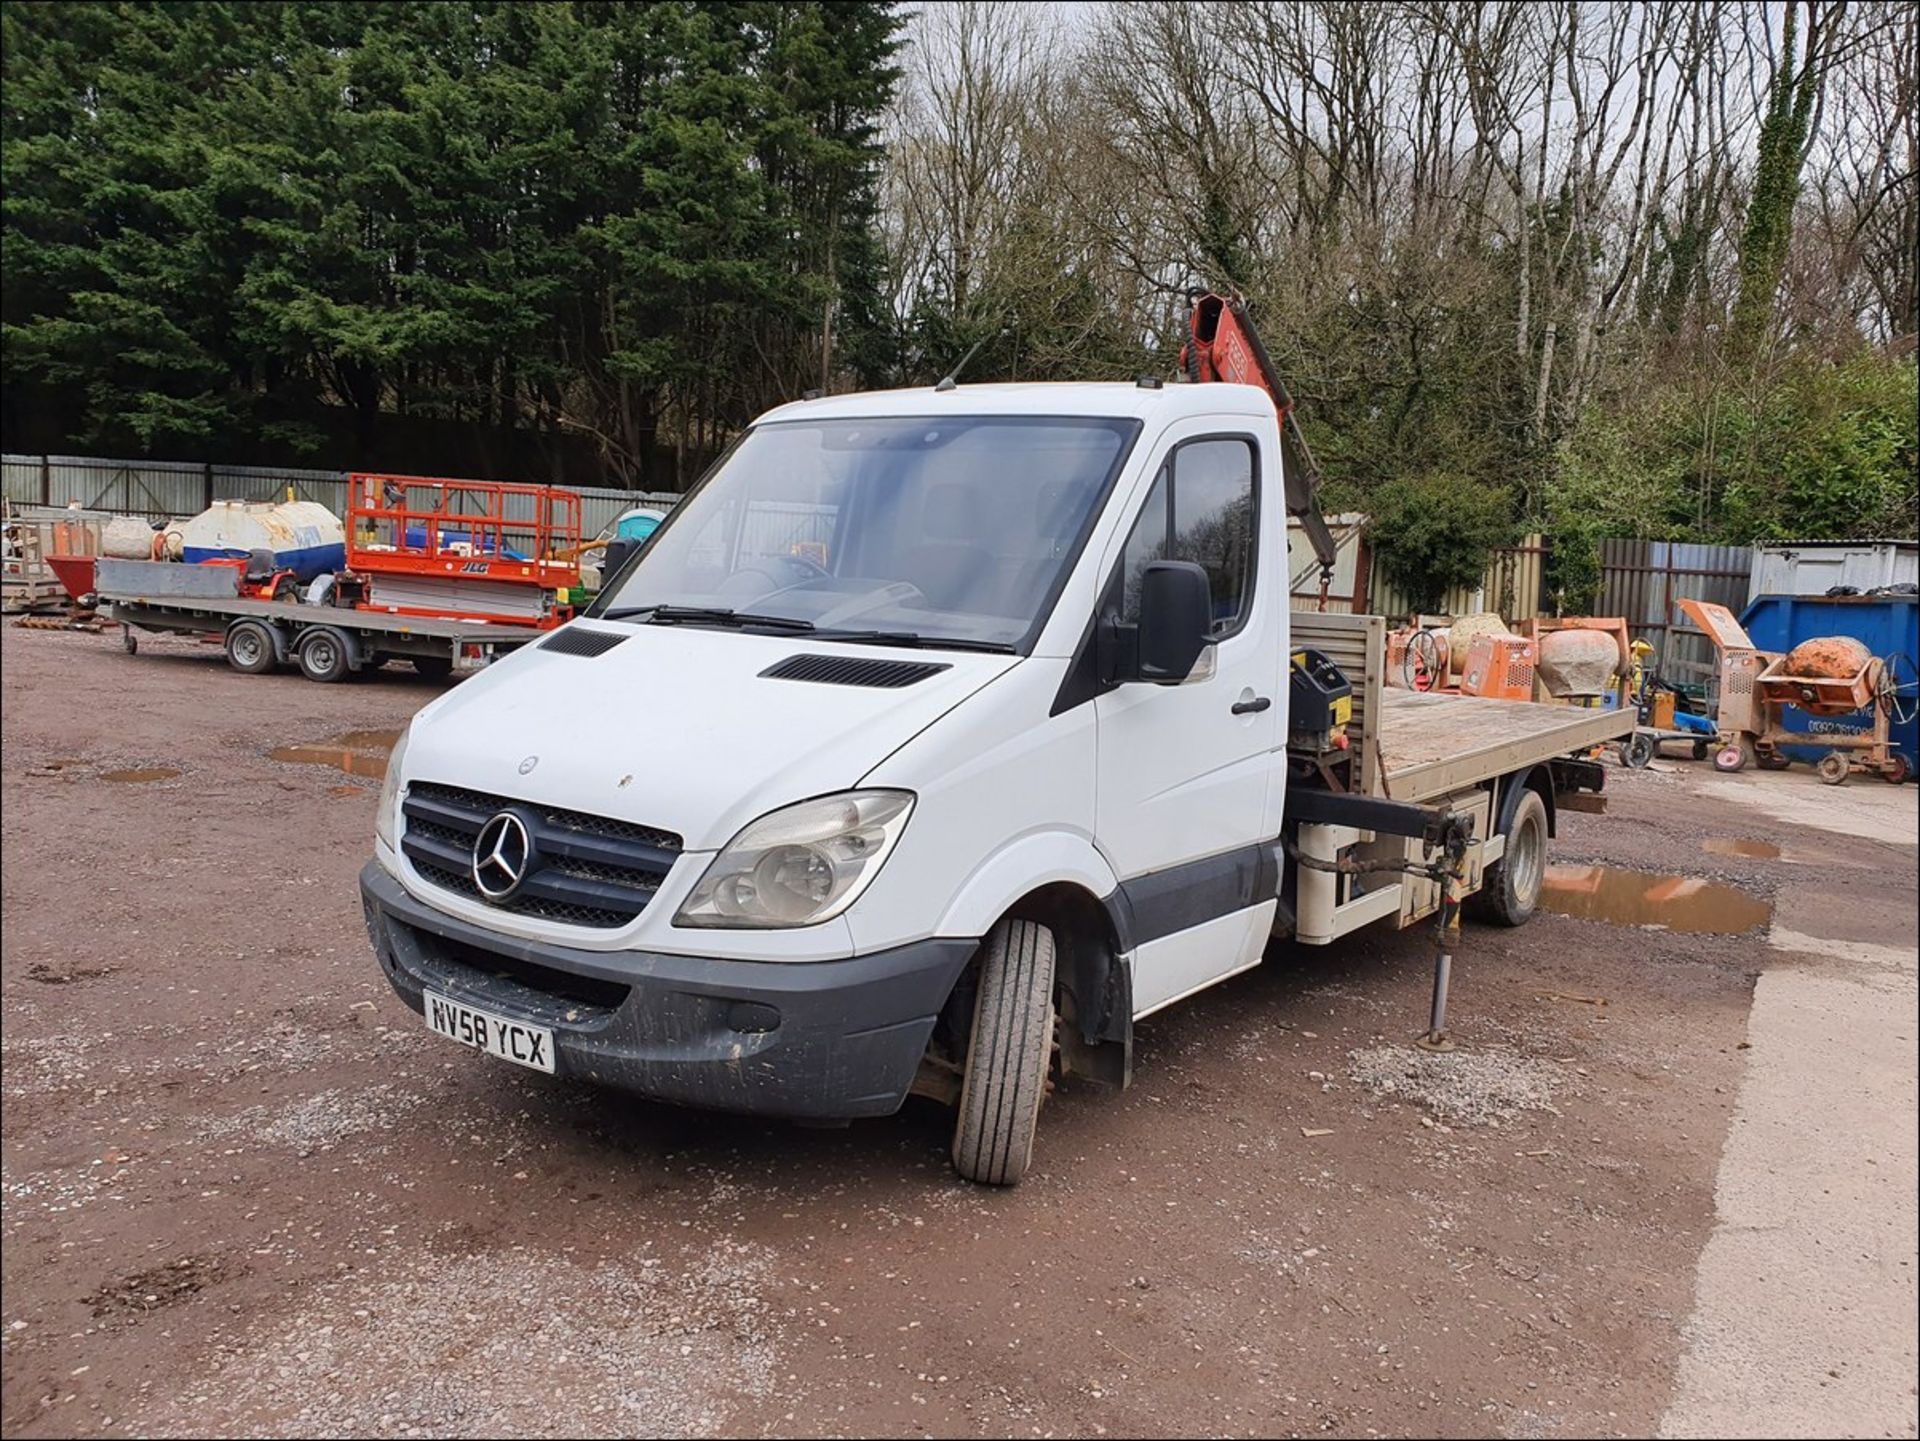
<box><xmin>362</xmin><ymin>379</ymin><xmax>1622</xmax><ymax>1184</ymax></box>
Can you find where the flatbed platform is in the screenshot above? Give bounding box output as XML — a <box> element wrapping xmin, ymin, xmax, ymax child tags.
<box><xmin>1374</xmin><ymin>687</ymin><xmax>1633</xmax><ymax>802</ymax></box>
<box><xmin>106</xmin><ymin>592</ymin><xmax>543</xmax><ymax>682</ymax></box>
<box><xmin>107</xmin><ymin>594</ymin><xmax>531</xmax><ymax>644</ymax></box>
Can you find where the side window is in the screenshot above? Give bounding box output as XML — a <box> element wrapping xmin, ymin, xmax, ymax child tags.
<box><xmin>1171</xmin><ymin>438</ymin><xmax>1256</xmax><ymax>635</ymax></box>
<box><xmin>1114</xmin><ymin>438</ymin><xmax>1257</xmax><ymax>636</ymax></box>
<box><xmin>1116</xmin><ymin>467</ymin><xmax>1170</xmax><ymax>623</ymax></box>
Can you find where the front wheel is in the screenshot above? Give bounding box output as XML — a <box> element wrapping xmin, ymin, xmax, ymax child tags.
<box><xmin>951</xmin><ymin>918</ymin><xmax>1057</xmax><ymax>1187</ymax></box>
<box><xmin>1477</xmin><ymin>788</ymin><xmax>1548</xmax><ymax>928</ymax></box>
<box><xmin>224</xmin><ymin>619</ymin><xmax>278</xmax><ymax>675</ymax></box>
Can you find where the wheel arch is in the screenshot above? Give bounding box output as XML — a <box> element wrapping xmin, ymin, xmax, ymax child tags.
<box><xmin>1497</xmin><ymin>763</ymin><xmax>1557</xmax><ymax>841</ymax></box>
<box><xmin>926</xmin><ymin>873</ymin><xmax>1133</xmax><ymax>1100</ymax></box>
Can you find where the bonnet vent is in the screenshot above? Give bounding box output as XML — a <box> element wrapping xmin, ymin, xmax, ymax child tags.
<box><xmin>760</xmin><ymin>653</ymin><xmax>951</xmax><ymax>688</ymax></box>
<box><xmin>538</xmin><ymin>627</ymin><xmax>628</xmax><ymax>658</ymax></box>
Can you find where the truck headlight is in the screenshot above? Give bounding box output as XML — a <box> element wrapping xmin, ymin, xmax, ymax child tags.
<box><xmin>374</xmin><ymin>723</ymin><xmax>412</xmax><ymax>853</ymax></box>
<box><xmin>674</xmin><ymin>790</ymin><xmax>914</xmax><ymax>929</ymax></box>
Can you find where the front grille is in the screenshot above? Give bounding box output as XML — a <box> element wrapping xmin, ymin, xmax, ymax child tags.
<box><xmin>400</xmin><ymin>781</ymin><xmax>681</xmax><ymax>929</ymax></box>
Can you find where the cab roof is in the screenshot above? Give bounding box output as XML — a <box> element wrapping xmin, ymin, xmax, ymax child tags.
<box><xmin>755</xmin><ymin>380</ymin><xmax>1277</xmax><ymax>426</ymax></box>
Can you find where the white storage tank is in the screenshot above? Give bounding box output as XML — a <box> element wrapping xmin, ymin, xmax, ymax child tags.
<box><xmin>165</xmin><ymin>500</ymin><xmax>346</xmax><ymax>581</ymax></box>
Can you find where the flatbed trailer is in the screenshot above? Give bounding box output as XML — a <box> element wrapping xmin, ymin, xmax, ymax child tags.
<box><xmin>108</xmin><ymin>592</ymin><xmax>540</xmax><ymax>683</ymax></box>
<box><xmin>1285</xmin><ymin>612</ymin><xmax>1633</xmax><ymax>947</ymax></box>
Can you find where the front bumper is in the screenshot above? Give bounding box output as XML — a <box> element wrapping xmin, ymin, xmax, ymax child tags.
<box><xmin>360</xmin><ymin>862</ymin><xmax>975</xmax><ymax>1119</ymax></box>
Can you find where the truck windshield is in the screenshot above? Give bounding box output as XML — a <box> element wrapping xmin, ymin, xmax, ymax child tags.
<box><xmin>592</xmin><ymin>415</ymin><xmax>1140</xmax><ymax>651</ymax></box>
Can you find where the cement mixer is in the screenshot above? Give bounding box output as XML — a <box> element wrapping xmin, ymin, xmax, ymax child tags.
<box><xmin>1676</xmin><ymin>598</ymin><xmax>1912</xmax><ymax>785</ymax></box>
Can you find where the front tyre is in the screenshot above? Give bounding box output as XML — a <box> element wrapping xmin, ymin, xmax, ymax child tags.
<box><xmin>951</xmin><ymin>918</ymin><xmax>1056</xmax><ymax>1187</ymax></box>
<box><xmin>224</xmin><ymin>619</ymin><xmax>278</xmax><ymax>674</ymax></box>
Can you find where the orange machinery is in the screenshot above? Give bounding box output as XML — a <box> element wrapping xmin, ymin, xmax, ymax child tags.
<box><xmin>346</xmin><ymin>473</ymin><xmax>582</xmax><ymax>628</ymax></box>
<box><xmin>1458</xmin><ymin>633</ymin><xmax>1538</xmax><ymax>701</ymax></box>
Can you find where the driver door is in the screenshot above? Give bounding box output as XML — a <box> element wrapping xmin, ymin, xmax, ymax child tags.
<box><xmin>1094</xmin><ymin>432</ymin><xmax>1283</xmax><ymax>1017</ymax></box>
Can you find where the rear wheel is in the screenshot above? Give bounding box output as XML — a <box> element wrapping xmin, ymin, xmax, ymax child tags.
<box><xmin>950</xmin><ymin>918</ymin><xmax>1056</xmax><ymax>1187</ymax></box>
<box><xmin>297</xmin><ymin>627</ymin><xmax>353</xmax><ymax>683</ymax></box>
<box><xmin>1621</xmin><ymin>732</ymin><xmax>1656</xmax><ymax>769</ymax></box>
<box><xmin>1479</xmin><ymin>788</ymin><xmax>1548</xmax><ymax>928</ymax></box>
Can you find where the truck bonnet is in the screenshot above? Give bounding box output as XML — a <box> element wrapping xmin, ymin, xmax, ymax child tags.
<box><xmin>395</xmin><ymin>622</ymin><xmax>1020</xmax><ymax>852</ymax></box>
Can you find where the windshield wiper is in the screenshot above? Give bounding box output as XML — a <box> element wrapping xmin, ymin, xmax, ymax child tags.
<box><xmin>601</xmin><ymin>604</ymin><xmax>815</xmax><ymax>632</ymax></box>
<box><xmin>814</xmin><ymin>629</ymin><xmax>1016</xmax><ymax>655</ymax></box>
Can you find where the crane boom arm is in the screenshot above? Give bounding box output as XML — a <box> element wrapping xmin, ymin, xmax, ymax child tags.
<box><xmin>1181</xmin><ymin>292</ymin><xmax>1339</xmax><ymax>583</ymax></box>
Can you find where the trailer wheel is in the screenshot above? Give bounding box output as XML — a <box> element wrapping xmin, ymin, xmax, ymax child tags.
<box><xmin>412</xmin><ymin>654</ymin><xmax>453</xmax><ymax>681</ymax></box>
<box><xmin>224</xmin><ymin>619</ymin><xmax>278</xmax><ymax>675</ymax></box>
<box><xmin>296</xmin><ymin>627</ymin><xmax>353</xmax><ymax>684</ymax></box>
<box><xmin>1621</xmin><ymin>733</ymin><xmax>1655</xmax><ymax>769</ymax></box>
<box><xmin>1817</xmin><ymin>752</ymin><xmax>1850</xmax><ymax>785</ymax></box>
<box><xmin>1757</xmin><ymin>750</ymin><xmax>1792</xmax><ymax>771</ymax></box>
<box><xmin>950</xmin><ymin>918</ymin><xmax>1056</xmax><ymax>1187</ymax></box>
<box><xmin>1479</xmin><ymin>789</ymin><xmax>1548</xmax><ymax>928</ymax></box>
<box><xmin>1713</xmin><ymin>741</ymin><xmax>1751</xmax><ymax>773</ymax></box>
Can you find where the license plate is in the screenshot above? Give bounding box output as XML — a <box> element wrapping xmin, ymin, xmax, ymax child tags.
<box><xmin>423</xmin><ymin>991</ymin><xmax>555</xmax><ymax>1074</ymax></box>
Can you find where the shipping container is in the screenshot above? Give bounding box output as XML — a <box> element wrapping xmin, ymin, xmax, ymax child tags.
<box><xmin>1748</xmin><ymin>540</ymin><xmax>1918</xmax><ymax>602</ymax></box>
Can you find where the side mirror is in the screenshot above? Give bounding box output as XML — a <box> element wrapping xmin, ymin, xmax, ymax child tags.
<box><xmin>1136</xmin><ymin>561</ymin><xmax>1212</xmax><ymax>682</ymax></box>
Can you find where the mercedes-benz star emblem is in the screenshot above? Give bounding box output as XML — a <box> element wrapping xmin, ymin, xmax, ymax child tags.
<box><xmin>518</xmin><ymin>755</ymin><xmax>539</xmax><ymax>775</ymax></box>
<box><xmin>472</xmin><ymin>811</ymin><xmax>534</xmax><ymax>901</ymax></box>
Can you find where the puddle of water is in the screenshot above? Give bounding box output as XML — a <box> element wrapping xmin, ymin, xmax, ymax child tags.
<box><xmin>269</xmin><ymin>745</ymin><xmax>388</xmax><ymax>779</ymax></box>
<box><xmin>332</xmin><ymin>728</ymin><xmax>403</xmax><ymax>752</ymax></box>
<box><xmin>1540</xmin><ymin>864</ymin><xmax>1772</xmax><ymax>933</ymax></box>
<box><xmin>100</xmin><ymin>767</ymin><xmax>181</xmax><ymax>784</ymax></box>
<box><xmin>269</xmin><ymin>727</ymin><xmax>399</xmax><ymax>779</ymax></box>
<box><xmin>1703</xmin><ymin>838</ymin><xmax>1781</xmax><ymax>860</ymax></box>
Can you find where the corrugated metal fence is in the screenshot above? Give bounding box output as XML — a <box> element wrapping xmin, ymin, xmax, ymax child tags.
<box><xmin>8</xmin><ymin>454</ymin><xmax>1756</xmax><ymax>661</ymax></box>
<box><xmin>2</xmin><ymin>453</ymin><xmax>680</xmax><ymax>543</ymax></box>
<box><xmin>1599</xmin><ymin>538</ymin><xmax>1754</xmax><ymax>684</ymax></box>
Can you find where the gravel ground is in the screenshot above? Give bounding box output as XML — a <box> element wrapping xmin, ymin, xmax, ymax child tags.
<box><xmin>2</xmin><ymin>622</ymin><xmax>1913</xmax><ymax>1438</ymax></box>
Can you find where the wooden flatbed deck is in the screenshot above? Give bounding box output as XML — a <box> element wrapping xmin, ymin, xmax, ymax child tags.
<box><xmin>1374</xmin><ymin>687</ymin><xmax>1633</xmax><ymax>802</ymax></box>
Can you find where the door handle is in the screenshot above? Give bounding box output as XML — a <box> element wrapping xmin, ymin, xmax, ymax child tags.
<box><xmin>1231</xmin><ymin>695</ymin><xmax>1272</xmax><ymax>715</ymax></box>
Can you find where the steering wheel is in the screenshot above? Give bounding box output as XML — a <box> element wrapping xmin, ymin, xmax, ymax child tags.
<box><xmin>716</xmin><ymin>552</ymin><xmax>831</xmax><ymax>598</ymax></box>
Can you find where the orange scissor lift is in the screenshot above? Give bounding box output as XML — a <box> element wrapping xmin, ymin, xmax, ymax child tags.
<box><xmin>346</xmin><ymin>473</ymin><xmax>583</xmax><ymax>629</ymax></box>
